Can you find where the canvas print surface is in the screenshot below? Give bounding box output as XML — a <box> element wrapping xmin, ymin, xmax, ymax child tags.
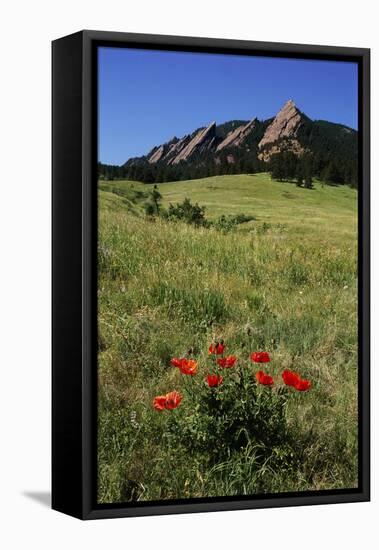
<box><xmin>97</xmin><ymin>47</ymin><xmax>358</xmax><ymax>504</ymax></box>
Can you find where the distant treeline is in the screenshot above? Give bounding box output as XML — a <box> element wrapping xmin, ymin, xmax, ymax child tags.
<box><xmin>268</xmin><ymin>151</ymin><xmax>358</xmax><ymax>188</ymax></box>
<box><xmin>98</xmin><ymin>149</ymin><xmax>358</xmax><ymax>188</ymax></box>
<box><xmin>98</xmin><ymin>151</ymin><xmax>264</xmax><ymax>184</ymax></box>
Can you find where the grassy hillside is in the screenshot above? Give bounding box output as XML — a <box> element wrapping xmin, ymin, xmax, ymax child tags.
<box><xmin>100</xmin><ymin>173</ymin><xmax>357</xmax><ymax>244</ymax></box>
<box><xmin>98</xmin><ymin>174</ymin><xmax>358</xmax><ymax>503</ymax></box>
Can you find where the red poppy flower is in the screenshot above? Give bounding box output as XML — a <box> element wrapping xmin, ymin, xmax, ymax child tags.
<box><xmin>209</xmin><ymin>342</ymin><xmax>225</xmax><ymax>355</ymax></box>
<box><xmin>255</xmin><ymin>370</ymin><xmax>274</xmax><ymax>386</ymax></box>
<box><xmin>282</xmin><ymin>369</ymin><xmax>301</xmax><ymax>387</ymax></box>
<box><xmin>294</xmin><ymin>378</ymin><xmax>311</xmax><ymax>392</ymax></box>
<box><xmin>206</xmin><ymin>374</ymin><xmax>224</xmax><ymax>387</ymax></box>
<box><xmin>178</xmin><ymin>359</ymin><xmax>198</xmax><ymax>376</ymax></box>
<box><xmin>250</xmin><ymin>351</ymin><xmax>271</xmax><ymax>363</ymax></box>
<box><xmin>170</xmin><ymin>357</ymin><xmax>184</xmax><ymax>369</ymax></box>
<box><xmin>153</xmin><ymin>395</ymin><xmax>167</xmax><ymax>411</ymax></box>
<box><xmin>165</xmin><ymin>391</ymin><xmax>183</xmax><ymax>409</ymax></box>
<box><xmin>217</xmin><ymin>355</ymin><xmax>237</xmax><ymax>368</ymax></box>
<box><xmin>170</xmin><ymin>357</ymin><xmax>198</xmax><ymax>375</ymax></box>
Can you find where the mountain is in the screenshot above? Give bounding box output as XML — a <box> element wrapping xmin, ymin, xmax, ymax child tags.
<box><xmin>216</xmin><ymin>118</ymin><xmax>258</xmax><ymax>151</ymax></box>
<box><xmin>99</xmin><ymin>100</ymin><xmax>358</xmax><ymax>186</ymax></box>
<box><xmin>257</xmin><ymin>99</ymin><xmax>309</xmax><ymax>160</ymax></box>
<box><xmin>140</xmin><ymin>117</ymin><xmax>266</xmax><ymax>166</ymax></box>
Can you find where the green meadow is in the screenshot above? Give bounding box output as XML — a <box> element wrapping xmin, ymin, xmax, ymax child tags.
<box><xmin>97</xmin><ymin>173</ymin><xmax>358</xmax><ymax>503</ymax></box>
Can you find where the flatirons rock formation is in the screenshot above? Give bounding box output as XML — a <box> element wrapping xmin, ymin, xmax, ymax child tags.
<box><xmin>148</xmin><ymin>144</ymin><xmax>165</xmax><ymax>163</ymax></box>
<box><xmin>170</xmin><ymin>121</ymin><xmax>216</xmax><ymax>164</ymax></box>
<box><xmin>147</xmin><ymin>122</ymin><xmax>216</xmax><ymax>165</ymax></box>
<box><xmin>216</xmin><ymin>118</ymin><xmax>257</xmax><ymax>151</ymax></box>
<box><xmin>258</xmin><ymin>100</ymin><xmax>307</xmax><ymax>161</ymax></box>
<box><xmin>123</xmin><ymin>100</ymin><xmax>357</xmax><ymax>175</ymax></box>
<box><xmin>259</xmin><ymin>100</ymin><xmax>304</xmax><ymax>149</ymax></box>
<box><xmin>164</xmin><ymin>136</ymin><xmax>191</xmax><ymax>163</ymax></box>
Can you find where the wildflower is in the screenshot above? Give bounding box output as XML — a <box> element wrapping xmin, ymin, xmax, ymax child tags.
<box><xmin>294</xmin><ymin>378</ymin><xmax>311</xmax><ymax>392</ymax></box>
<box><xmin>282</xmin><ymin>369</ymin><xmax>301</xmax><ymax>387</ymax></box>
<box><xmin>170</xmin><ymin>357</ymin><xmax>184</xmax><ymax>368</ymax></box>
<box><xmin>209</xmin><ymin>342</ymin><xmax>225</xmax><ymax>355</ymax></box>
<box><xmin>153</xmin><ymin>395</ymin><xmax>167</xmax><ymax>411</ymax></box>
<box><xmin>178</xmin><ymin>359</ymin><xmax>198</xmax><ymax>375</ymax></box>
<box><xmin>217</xmin><ymin>355</ymin><xmax>237</xmax><ymax>368</ymax></box>
<box><xmin>255</xmin><ymin>370</ymin><xmax>274</xmax><ymax>386</ymax></box>
<box><xmin>130</xmin><ymin>410</ymin><xmax>139</xmax><ymax>429</ymax></box>
<box><xmin>170</xmin><ymin>357</ymin><xmax>198</xmax><ymax>375</ymax></box>
<box><xmin>165</xmin><ymin>391</ymin><xmax>183</xmax><ymax>409</ymax></box>
<box><xmin>250</xmin><ymin>351</ymin><xmax>270</xmax><ymax>363</ymax></box>
<box><xmin>153</xmin><ymin>391</ymin><xmax>183</xmax><ymax>411</ymax></box>
<box><xmin>282</xmin><ymin>370</ymin><xmax>311</xmax><ymax>391</ymax></box>
<box><xmin>206</xmin><ymin>374</ymin><xmax>223</xmax><ymax>387</ymax></box>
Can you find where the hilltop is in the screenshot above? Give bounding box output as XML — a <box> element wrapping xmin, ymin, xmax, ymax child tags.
<box><xmin>99</xmin><ymin>173</ymin><xmax>357</xmax><ymax>245</ymax></box>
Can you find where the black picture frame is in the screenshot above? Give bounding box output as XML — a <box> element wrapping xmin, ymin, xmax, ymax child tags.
<box><xmin>52</xmin><ymin>30</ymin><xmax>370</xmax><ymax>520</ymax></box>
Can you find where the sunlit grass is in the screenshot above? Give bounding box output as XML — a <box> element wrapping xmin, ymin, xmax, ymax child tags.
<box><xmin>97</xmin><ymin>173</ymin><xmax>358</xmax><ymax>503</ymax></box>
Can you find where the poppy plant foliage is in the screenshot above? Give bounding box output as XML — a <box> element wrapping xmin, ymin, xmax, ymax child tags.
<box><xmin>153</xmin><ymin>342</ymin><xmax>313</xmax><ymax>462</ymax></box>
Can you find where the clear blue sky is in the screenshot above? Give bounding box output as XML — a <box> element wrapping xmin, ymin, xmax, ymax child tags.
<box><xmin>98</xmin><ymin>47</ymin><xmax>358</xmax><ymax>165</ymax></box>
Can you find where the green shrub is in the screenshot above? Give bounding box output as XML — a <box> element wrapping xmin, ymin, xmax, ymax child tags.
<box><xmin>166</xmin><ymin>197</ymin><xmax>209</xmax><ymax>227</ymax></box>
<box><xmin>144</xmin><ymin>201</ymin><xmax>156</xmax><ymax>216</ymax></box>
<box><xmin>213</xmin><ymin>213</ymin><xmax>256</xmax><ymax>233</ymax></box>
<box><xmin>158</xmin><ymin>348</ymin><xmax>298</xmax><ymax>472</ymax></box>
<box><xmin>168</xmin><ymin>374</ymin><xmax>288</xmax><ymax>459</ymax></box>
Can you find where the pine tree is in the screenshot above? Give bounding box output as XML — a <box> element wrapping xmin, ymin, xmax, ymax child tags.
<box><xmin>296</xmin><ymin>162</ymin><xmax>304</xmax><ymax>187</ymax></box>
<box><xmin>270</xmin><ymin>154</ymin><xmax>285</xmax><ymax>181</ymax></box>
<box><xmin>151</xmin><ymin>185</ymin><xmax>162</xmax><ymax>214</ymax></box>
<box><xmin>303</xmin><ymin>154</ymin><xmax>314</xmax><ymax>189</ymax></box>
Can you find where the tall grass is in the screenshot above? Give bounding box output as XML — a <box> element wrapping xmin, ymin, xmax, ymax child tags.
<box><xmin>97</xmin><ymin>175</ymin><xmax>358</xmax><ymax>503</ymax></box>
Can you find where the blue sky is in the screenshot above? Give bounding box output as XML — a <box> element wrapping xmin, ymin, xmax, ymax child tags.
<box><xmin>98</xmin><ymin>47</ymin><xmax>358</xmax><ymax>165</ymax></box>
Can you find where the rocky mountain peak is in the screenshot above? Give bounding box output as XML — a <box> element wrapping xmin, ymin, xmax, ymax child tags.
<box><xmin>122</xmin><ymin>100</ymin><xmax>357</xmax><ymax>179</ymax></box>
<box><xmin>216</xmin><ymin>118</ymin><xmax>257</xmax><ymax>152</ymax></box>
<box><xmin>284</xmin><ymin>98</ymin><xmax>296</xmax><ymax>109</ymax></box>
<box><xmin>148</xmin><ymin>144</ymin><xmax>165</xmax><ymax>164</ymax></box>
<box><xmin>259</xmin><ymin>100</ymin><xmax>303</xmax><ymax>150</ymax></box>
<box><xmin>170</xmin><ymin>121</ymin><xmax>216</xmax><ymax>165</ymax></box>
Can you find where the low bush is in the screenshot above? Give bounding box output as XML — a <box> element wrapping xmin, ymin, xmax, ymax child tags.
<box><xmin>212</xmin><ymin>213</ymin><xmax>256</xmax><ymax>233</ymax></box>
<box><xmin>164</xmin><ymin>197</ymin><xmax>209</xmax><ymax>227</ymax></box>
<box><xmin>153</xmin><ymin>343</ymin><xmax>312</xmax><ymax>471</ymax></box>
